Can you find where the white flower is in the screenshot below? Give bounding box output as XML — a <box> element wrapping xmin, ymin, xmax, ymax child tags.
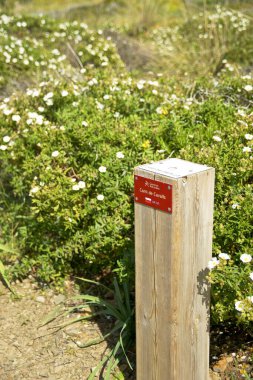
<box><xmin>207</xmin><ymin>257</ymin><xmax>220</xmax><ymax>270</ymax></box>
<box><xmin>38</xmin><ymin>107</ymin><xmax>45</xmax><ymax>112</ymax></box>
<box><xmin>46</xmin><ymin>99</ymin><xmax>54</xmax><ymax>106</ymax></box>
<box><xmin>103</xmin><ymin>94</ymin><xmax>110</xmax><ymax>100</ymax></box>
<box><xmin>26</xmin><ymin>118</ymin><xmax>33</xmax><ymax>125</ymax></box>
<box><xmin>78</xmin><ymin>181</ymin><xmax>86</xmax><ymax>189</ymax></box>
<box><xmin>156</xmin><ymin>107</ymin><xmax>163</xmax><ymax>114</ymax></box>
<box><xmin>250</xmin><ymin>273</ymin><xmax>253</xmax><ymax>281</ymax></box>
<box><xmin>3</xmin><ymin>108</ymin><xmax>13</xmax><ymax>115</ymax></box>
<box><xmin>96</xmin><ymin>101</ymin><xmax>104</xmax><ymax>110</ymax></box>
<box><xmin>72</xmin><ymin>184</ymin><xmax>80</xmax><ymax>191</ymax></box>
<box><xmin>235</xmin><ymin>300</ymin><xmax>244</xmax><ymax>312</ymax></box>
<box><xmin>12</xmin><ymin>115</ymin><xmax>21</xmax><ymax>123</ymax></box>
<box><xmin>218</xmin><ymin>253</ymin><xmax>230</xmax><ymax>260</ymax></box>
<box><xmin>116</xmin><ymin>151</ymin><xmax>124</xmax><ymax>159</ymax></box>
<box><xmin>247</xmin><ymin>296</ymin><xmax>253</xmax><ymax>303</ymax></box>
<box><xmin>61</xmin><ymin>90</ymin><xmax>68</xmax><ymax>97</ymax></box>
<box><xmin>114</xmin><ymin>112</ymin><xmax>120</xmax><ymax>118</ymax></box>
<box><xmin>213</xmin><ymin>135</ymin><xmax>222</xmax><ymax>142</ymax></box>
<box><xmin>32</xmin><ymin>89</ymin><xmax>40</xmax><ymax>97</ymax></box>
<box><xmin>240</xmin><ymin>254</ymin><xmax>252</xmax><ymax>263</ymax></box>
<box><xmin>243</xmin><ymin>147</ymin><xmax>252</xmax><ymax>153</ymax></box>
<box><xmin>36</xmin><ymin>116</ymin><xmax>43</xmax><ymax>125</ymax></box>
<box><xmin>232</xmin><ymin>203</ymin><xmax>240</xmax><ymax>209</ymax></box>
<box><xmin>0</xmin><ymin>145</ymin><xmax>7</xmax><ymax>150</ymax></box>
<box><xmin>97</xmin><ymin>194</ymin><xmax>104</xmax><ymax>201</ymax></box>
<box><xmin>51</xmin><ymin>150</ymin><xmax>59</xmax><ymax>157</ymax></box>
<box><xmin>43</xmin><ymin>92</ymin><xmax>54</xmax><ymax>101</ymax></box>
<box><xmin>245</xmin><ymin>134</ymin><xmax>253</xmax><ymax>141</ymax></box>
<box><xmin>88</xmin><ymin>78</ymin><xmax>98</xmax><ymax>86</ymax></box>
<box><xmin>99</xmin><ymin>166</ymin><xmax>107</xmax><ymax>173</ymax></box>
<box><xmin>3</xmin><ymin>136</ymin><xmax>11</xmax><ymax>143</ymax></box>
<box><xmin>148</xmin><ymin>80</ymin><xmax>159</xmax><ymax>87</ymax></box>
<box><xmin>82</xmin><ymin>121</ymin><xmax>88</xmax><ymax>127</ymax></box>
<box><xmin>29</xmin><ymin>186</ymin><xmax>40</xmax><ymax>195</ymax></box>
<box><xmin>52</xmin><ymin>49</ymin><xmax>60</xmax><ymax>56</ymax></box>
<box><xmin>237</xmin><ymin>109</ymin><xmax>246</xmax><ymax>117</ymax></box>
<box><xmin>244</xmin><ymin>85</ymin><xmax>253</xmax><ymax>92</ymax></box>
<box><xmin>238</xmin><ymin>120</ymin><xmax>248</xmax><ymax>127</ymax></box>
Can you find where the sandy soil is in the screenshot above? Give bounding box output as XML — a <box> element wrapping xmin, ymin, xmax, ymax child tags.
<box><xmin>0</xmin><ymin>278</ymin><xmax>132</xmax><ymax>380</ymax></box>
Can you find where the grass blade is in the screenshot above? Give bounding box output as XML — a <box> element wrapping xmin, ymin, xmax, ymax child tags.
<box><xmin>113</xmin><ymin>278</ymin><xmax>127</xmax><ymax>319</ymax></box>
<box><xmin>119</xmin><ymin>322</ymin><xmax>133</xmax><ymax>370</ymax></box>
<box><xmin>74</xmin><ymin>277</ymin><xmax>112</xmax><ymax>293</ymax></box>
<box><xmin>39</xmin><ymin>305</ymin><xmax>64</xmax><ymax>327</ymax></box>
<box><xmin>87</xmin><ymin>347</ymin><xmax>114</xmax><ymax>380</ymax></box>
<box><xmin>104</xmin><ymin>340</ymin><xmax>122</xmax><ymax>380</ymax></box>
<box><xmin>123</xmin><ymin>282</ymin><xmax>131</xmax><ymax>315</ymax></box>
<box><xmin>75</xmin><ymin>320</ymin><xmax>123</xmax><ymax>348</ymax></box>
<box><xmin>51</xmin><ymin>311</ymin><xmax>103</xmax><ymax>330</ymax></box>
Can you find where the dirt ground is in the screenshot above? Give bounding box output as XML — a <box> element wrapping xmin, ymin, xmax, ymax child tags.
<box><xmin>0</xmin><ymin>278</ymin><xmax>252</xmax><ymax>380</ymax></box>
<box><xmin>0</xmin><ymin>278</ymin><xmax>133</xmax><ymax>380</ymax></box>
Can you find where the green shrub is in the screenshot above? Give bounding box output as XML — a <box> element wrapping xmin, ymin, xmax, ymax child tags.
<box><xmin>149</xmin><ymin>6</ymin><xmax>253</xmax><ymax>77</ymax></box>
<box><xmin>0</xmin><ymin>13</ymin><xmax>252</xmax><ymax>325</ymax></box>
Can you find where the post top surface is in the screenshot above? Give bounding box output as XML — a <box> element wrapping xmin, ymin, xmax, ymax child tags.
<box><xmin>137</xmin><ymin>158</ymin><xmax>212</xmax><ymax>178</ymax></box>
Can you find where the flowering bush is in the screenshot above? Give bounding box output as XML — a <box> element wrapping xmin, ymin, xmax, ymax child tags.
<box><xmin>208</xmin><ymin>253</ymin><xmax>253</xmax><ymax>324</ymax></box>
<box><xmin>149</xmin><ymin>6</ymin><xmax>252</xmax><ymax>77</ymax></box>
<box><xmin>0</xmin><ymin>13</ymin><xmax>252</xmax><ymax>323</ymax></box>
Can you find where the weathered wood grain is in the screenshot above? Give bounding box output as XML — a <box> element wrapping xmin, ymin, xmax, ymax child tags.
<box><xmin>135</xmin><ymin>160</ymin><xmax>215</xmax><ymax>380</ymax></box>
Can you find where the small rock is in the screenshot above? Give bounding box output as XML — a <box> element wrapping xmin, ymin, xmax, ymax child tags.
<box><xmin>209</xmin><ymin>369</ymin><xmax>221</xmax><ymax>379</ymax></box>
<box><xmin>22</xmin><ymin>282</ymin><xmax>31</xmax><ymax>289</ymax></box>
<box><xmin>36</xmin><ymin>296</ymin><xmax>46</xmax><ymax>303</ymax></box>
<box><xmin>65</xmin><ymin>326</ymin><xmax>80</xmax><ymax>337</ymax></box>
<box><xmin>54</xmin><ymin>365</ymin><xmax>65</xmax><ymax>373</ymax></box>
<box><xmin>53</xmin><ymin>294</ymin><xmax>66</xmax><ymax>305</ymax></box>
<box><xmin>38</xmin><ymin>370</ymin><xmax>49</xmax><ymax>377</ymax></box>
<box><xmin>213</xmin><ymin>355</ymin><xmax>233</xmax><ymax>373</ymax></box>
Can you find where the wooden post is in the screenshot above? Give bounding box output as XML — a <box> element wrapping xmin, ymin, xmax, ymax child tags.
<box><xmin>134</xmin><ymin>158</ymin><xmax>215</xmax><ymax>380</ymax></box>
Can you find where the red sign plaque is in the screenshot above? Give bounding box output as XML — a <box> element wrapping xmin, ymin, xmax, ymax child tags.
<box><xmin>134</xmin><ymin>175</ymin><xmax>172</xmax><ymax>213</ymax></box>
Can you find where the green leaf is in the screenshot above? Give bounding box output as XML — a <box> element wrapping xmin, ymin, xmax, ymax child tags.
<box><xmin>0</xmin><ymin>260</ymin><xmax>17</xmax><ymax>296</ymax></box>
<box><xmin>39</xmin><ymin>305</ymin><xmax>64</xmax><ymax>327</ymax></box>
